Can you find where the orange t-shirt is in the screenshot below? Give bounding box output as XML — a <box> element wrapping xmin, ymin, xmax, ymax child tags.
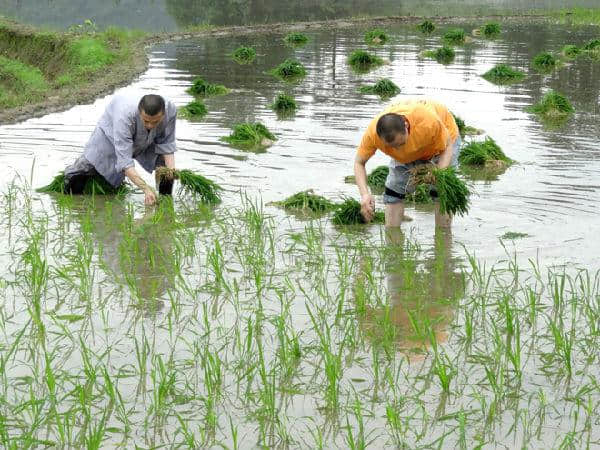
<box><xmin>357</xmin><ymin>102</ymin><xmax>451</xmax><ymax>163</ymax></box>
<box><xmin>405</xmin><ymin>98</ymin><xmax>459</xmax><ymax>142</ymax></box>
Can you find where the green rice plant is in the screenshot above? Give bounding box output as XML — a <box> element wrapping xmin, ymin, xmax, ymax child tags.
<box><xmin>366</xmin><ymin>165</ymin><xmax>389</xmax><ymax>189</ymax></box>
<box><xmin>417</xmin><ymin>20</ymin><xmax>435</xmax><ymax>34</ymax></box>
<box><xmin>272</xmin><ymin>190</ymin><xmax>336</xmax><ymax>214</ymax></box>
<box><xmin>231</xmin><ymin>45</ymin><xmax>256</xmax><ymax>64</ymax></box>
<box><xmin>359</xmin><ymin>78</ymin><xmax>400</xmax><ymax>99</ymax></box>
<box><xmin>423</xmin><ymin>46</ymin><xmax>455</xmax><ymax>64</ymax></box>
<box><xmin>582</xmin><ymin>38</ymin><xmax>600</xmax><ymax>51</ymax></box>
<box><xmin>482</xmin><ymin>64</ymin><xmax>526</xmax><ymax>85</ymax></box>
<box><xmin>459</xmin><ymin>137</ymin><xmax>513</xmax><ymax>167</ymax></box>
<box><xmin>36</xmin><ymin>173</ymin><xmax>130</xmax><ymax>195</ymax></box>
<box><xmin>178</xmin><ymin>100</ymin><xmax>208</xmax><ymax>120</ymax></box>
<box><xmin>187</xmin><ymin>77</ymin><xmax>229</xmax><ymax>97</ymax></box>
<box><xmin>271</xmin><ymin>93</ymin><xmax>297</xmax><ymax>115</ymax></box>
<box><xmin>365</xmin><ymin>28</ymin><xmax>388</xmax><ymax>45</ymax></box>
<box><xmin>561</xmin><ymin>44</ymin><xmax>581</xmax><ymax>59</ymax></box>
<box><xmin>405</xmin><ymin>183</ymin><xmax>434</xmax><ymax>204</ymax></box>
<box><xmin>451</xmin><ymin>113</ymin><xmax>481</xmax><ymax>137</ymax></box>
<box><xmin>501</xmin><ymin>231</ymin><xmax>529</xmax><ymax>240</ymax></box>
<box><xmin>347</xmin><ymin>50</ymin><xmax>384</xmax><ymax>73</ymax></box>
<box><xmin>409</xmin><ymin>166</ymin><xmax>470</xmax><ymax>215</ymax></box>
<box><xmin>332</xmin><ymin>198</ymin><xmax>385</xmax><ymax>225</ymax></box>
<box><xmin>269</xmin><ymin>59</ymin><xmax>307</xmax><ymax>82</ymax></box>
<box><xmin>284</xmin><ymin>32</ymin><xmax>309</xmax><ymax>47</ymax></box>
<box><xmin>443</xmin><ymin>28</ymin><xmax>466</xmax><ymax>45</ymax></box>
<box><xmin>220</xmin><ymin>122</ymin><xmax>277</xmax><ymax>150</ymax></box>
<box><xmin>155</xmin><ymin>168</ymin><xmax>222</xmax><ymax>203</ymax></box>
<box><xmin>527</xmin><ymin>90</ymin><xmax>574</xmax><ymax>120</ymax></box>
<box><xmin>532</xmin><ymin>52</ymin><xmax>558</xmax><ymax>72</ymax></box>
<box><xmin>481</xmin><ymin>22</ymin><xmax>501</xmax><ymax>38</ymax></box>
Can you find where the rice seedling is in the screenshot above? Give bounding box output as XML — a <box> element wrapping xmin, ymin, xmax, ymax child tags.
<box><xmin>272</xmin><ymin>190</ymin><xmax>336</xmax><ymax>214</ymax></box>
<box><xmin>155</xmin><ymin>168</ymin><xmax>222</xmax><ymax>203</ymax></box>
<box><xmin>451</xmin><ymin>113</ymin><xmax>482</xmax><ymax>137</ymax></box>
<box><xmin>501</xmin><ymin>231</ymin><xmax>529</xmax><ymax>240</ymax></box>
<box><xmin>284</xmin><ymin>32</ymin><xmax>309</xmax><ymax>47</ymax></box>
<box><xmin>332</xmin><ymin>198</ymin><xmax>385</xmax><ymax>225</ymax></box>
<box><xmin>231</xmin><ymin>45</ymin><xmax>256</xmax><ymax>64</ymax></box>
<box><xmin>365</xmin><ymin>28</ymin><xmax>388</xmax><ymax>45</ymax></box>
<box><xmin>271</xmin><ymin>93</ymin><xmax>297</xmax><ymax>115</ymax></box>
<box><xmin>482</xmin><ymin>64</ymin><xmax>526</xmax><ymax>85</ymax></box>
<box><xmin>36</xmin><ymin>173</ymin><xmax>130</xmax><ymax>195</ymax></box>
<box><xmin>459</xmin><ymin>137</ymin><xmax>513</xmax><ymax>168</ymax></box>
<box><xmin>347</xmin><ymin>50</ymin><xmax>384</xmax><ymax>73</ymax></box>
<box><xmin>343</xmin><ymin>165</ymin><xmax>389</xmax><ymax>193</ymax></box>
<box><xmin>561</xmin><ymin>44</ymin><xmax>581</xmax><ymax>59</ymax></box>
<box><xmin>532</xmin><ymin>52</ymin><xmax>558</xmax><ymax>72</ymax></box>
<box><xmin>526</xmin><ymin>90</ymin><xmax>574</xmax><ymax>121</ymax></box>
<box><xmin>187</xmin><ymin>77</ymin><xmax>229</xmax><ymax>97</ymax></box>
<box><xmin>405</xmin><ymin>183</ymin><xmax>434</xmax><ymax>204</ymax></box>
<box><xmin>582</xmin><ymin>38</ymin><xmax>600</xmax><ymax>51</ymax></box>
<box><xmin>359</xmin><ymin>78</ymin><xmax>400</xmax><ymax>99</ymax></box>
<box><xmin>408</xmin><ymin>166</ymin><xmax>470</xmax><ymax>216</ymax></box>
<box><xmin>220</xmin><ymin>122</ymin><xmax>277</xmax><ymax>150</ymax></box>
<box><xmin>417</xmin><ymin>20</ymin><xmax>435</xmax><ymax>34</ymax></box>
<box><xmin>423</xmin><ymin>46</ymin><xmax>455</xmax><ymax>64</ymax></box>
<box><xmin>443</xmin><ymin>28</ymin><xmax>466</xmax><ymax>45</ymax></box>
<box><xmin>480</xmin><ymin>22</ymin><xmax>501</xmax><ymax>38</ymax></box>
<box><xmin>178</xmin><ymin>100</ymin><xmax>208</xmax><ymax>120</ymax></box>
<box><xmin>269</xmin><ymin>59</ymin><xmax>307</xmax><ymax>82</ymax></box>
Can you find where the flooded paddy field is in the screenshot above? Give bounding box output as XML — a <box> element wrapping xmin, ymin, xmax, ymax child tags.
<box><xmin>1</xmin><ymin>20</ymin><xmax>600</xmax><ymax>448</ymax></box>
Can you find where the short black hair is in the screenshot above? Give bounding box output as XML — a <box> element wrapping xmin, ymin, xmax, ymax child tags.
<box><xmin>138</xmin><ymin>94</ymin><xmax>165</xmax><ymax>116</ymax></box>
<box><xmin>376</xmin><ymin>113</ymin><xmax>407</xmax><ymax>143</ymax></box>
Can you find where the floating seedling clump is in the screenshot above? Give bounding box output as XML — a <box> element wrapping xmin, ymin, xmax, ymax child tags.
<box><xmin>231</xmin><ymin>46</ymin><xmax>256</xmax><ymax>64</ymax></box>
<box><xmin>451</xmin><ymin>113</ymin><xmax>482</xmax><ymax>137</ymax></box>
<box><xmin>459</xmin><ymin>137</ymin><xmax>513</xmax><ymax>168</ymax></box>
<box><xmin>332</xmin><ymin>198</ymin><xmax>385</xmax><ymax>225</ymax></box>
<box><xmin>187</xmin><ymin>78</ymin><xmax>229</xmax><ymax>97</ymax></box>
<box><xmin>270</xmin><ymin>59</ymin><xmax>307</xmax><ymax>82</ymax></box>
<box><xmin>482</xmin><ymin>64</ymin><xmax>526</xmax><ymax>85</ymax></box>
<box><xmin>532</xmin><ymin>52</ymin><xmax>558</xmax><ymax>72</ymax></box>
<box><xmin>284</xmin><ymin>32</ymin><xmax>309</xmax><ymax>47</ymax></box>
<box><xmin>344</xmin><ymin>165</ymin><xmax>389</xmax><ymax>193</ymax></box>
<box><xmin>37</xmin><ymin>173</ymin><xmax>131</xmax><ymax>195</ymax></box>
<box><xmin>443</xmin><ymin>28</ymin><xmax>466</xmax><ymax>45</ymax></box>
<box><xmin>581</xmin><ymin>39</ymin><xmax>600</xmax><ymax>58</ymax></box>
<box><xmin>417</xmin><ymin>20</ymin><xmax>435</xmax><ymax>34</ymax></box>
<box><xmin>359</xmin><ymin>78</ymin><xmax>400</xmax><ymax>99</ymax></box>
<box><xmin>527</xmin><ymin>90</ymin><xmax>574</xmax><ymax>121</ymax></box>
<box><xmin>409</xmin><ymin>166</ymin><xmax>470</xmax><ymax>216</ymax></box>
<box><xmin>480</xmin><ymin>22</ymin><xmax>501</xmax><ymax>38</ymax></box>
<box><xmin>347</xmin><ymin>50</ymin><xmax>384</xmax><ymax>73</ymax></box>
<box><xmin>271</xmin><ymin>93</ymin><xmax>298</xmax><ymax>115</ymax></box>
<box><xmin>156</xmin><ymin>168</ymin><xmax>222</xmax><ymax>203</ymax></box>
<box><xmin>273</xmin><ymin>190</ymin><xmax>336</xmax><ymax>214</ymax></box>
<box><xmin>562</xmin><ymin>45</ymin><xmax>581</xmax><ymax>59</ymax></box>
<box><xmin>423</xmin><ymin>46</ymin><xmax>455</xmax><ymax>64</ymax></box>
<box><xmin>221</xmin><ymin>122</ymin><xmax>277</xmax><ymax>150</ymax></box>
<box><xmin>365</xmin><ymin>29</ymin><xmax>388</xmax><ymax>45</ymax></box>
<box><xmin>178</xmin><ymin>100</ymin><xmax>208</xmax><ymax>120</ymax></box>
<box><xmin>405</xmin><ymin>183</ymin><xmax>434</xmax><ymax>204</ymax></box>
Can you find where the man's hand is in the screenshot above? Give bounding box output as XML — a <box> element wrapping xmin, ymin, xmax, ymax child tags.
<box><xmin>360</xmin><ymin>193</ymin><xmax>375</xmax><ymax>222</ymax></box>
<box><xmin>143</xmin><ymin>187</ymin><xmax>158</xmax><ymax>206</ymax></box>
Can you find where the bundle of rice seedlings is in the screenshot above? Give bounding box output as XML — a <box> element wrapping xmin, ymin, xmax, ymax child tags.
<box><xmin>271</xmin><ymin>93</ymin><xmax>297</xmax><ymax>114</ymax></box>
<box><xmin>408</xmin><ymin>166</ymin><xmax>470</xmax><ymax>216</ymax></box>
<box><xmin>231</xmin><ymin>46</ymin><xmax>256</xmax><ymax>64</ymax></box>
<box><xmin>459</xmin><ymin>137</ymin><xmax>513</xmax><ymax>168</ymax></box>
<box><xmin>532</xmin><ymin>52</ymin><xmax>558</xmax><ymax>72</ymax></box>
<box><xmin>187</xmin><ymin>78</ymin><xmax>229</xmax><ymax>97</ymax></box>
<box><xmin>365</xmin><ymin>29</ymin><xmax>388</xmax><ymax>45</ymax></box>
<box><xmin>443</xmin><ymin>28</ymin><xmax>466</xmax><ymax>45</ymax></box>
<box><xmin>359</xmin><ymin>78</ymin><xmax>400</xmax><ymax>98</ymax></box>
<box><xmin>332</xmin><ymin>198</ymin><xmax>385</xmax><ymax>225</ymax></box>
<box><xmin>481</xmin><ymin>22</ymin><xmax>501</xmax><ymax>37</ymax></box>
<box><xmin>526</xmin><ymin>90</ymin><xmax>574</xmax><ymax>119</ymax></box>
<box><xmin>270</xmin><ymin>59</ymin><xmax>307</xmax><ymax>82</ymax></box>
<box><xmin>561</xmin><ymin>44</ymin><xmax>581</xmax><ymax>59</ymax></box>
<box><xmin>178</xmin><ymin>101</ymin><xmax>208</xmax><ymax>120</ymax></box>
<box><xmin>156</xmin><ymin>168</ymin><xmax>222</xmax><ymax>203</ymax></box>
<box><xmin>423</xmin><ymin>46</ymin><xmax>455</xmax><ymax>64</ymax></box>
<box><xmin>367</xmin><ymin>165</ymin><xmax>389</xmax><ymax>189</ymax></box>
<box><xmin>417</xmin><ymin>20</ymin><xmax>435</xmax><ymax>34</ymax></box>
<box><xmin>220</xmin><ymin>122</ymin><xmax>277</xmax><ymax>150</ymax></box>
<box><xmin>284</xmin><ymin>32</ymin><xmax>309</xmax><ymax>46</ymax></box>
<box><xmin>451</xmin><ymin>113</ymin><xmax>482</xmax><ymax>137</ymax></box>
<box><xmin>37</xmin><ymin>173</ymin><xmax>130</xmax><ymax>195</ymax></box>
<box><xmin>405</xmin><ymin>183</ymin><xmax>434</xmax><ymax>204</ymax></box>
<box><xmin>273</xmin><ymin>190</ymin><xmax>336</xmax><ymax>214</ymax></box>
<box><xmin>482</xmin><ymin>64</ymin><xmax>526</xmax><ymax>85</ymax></box>
<box><xmin>347</xmin><ymin>50</ymin><xmax>384</xmax><ymax>72</ymax></box>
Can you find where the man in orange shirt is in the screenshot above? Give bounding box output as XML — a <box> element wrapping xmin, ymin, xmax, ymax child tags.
<box><xmin>354</xmin><ymin>99</ymin><xmax>461</xmax><ymax>228</ymax></box>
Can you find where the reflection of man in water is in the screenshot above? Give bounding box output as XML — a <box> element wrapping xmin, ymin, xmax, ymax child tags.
<box><xmin>353</xmin><ymin>99</ymin><xmax>461</xmax><ymax>228</ymax></box>
<box><xmin>357</xmin><ymin>229</ymin><xmax>463</xmax><ymax>355</ymax></box>
<box><xmin>63</xmin><ymin>93</ymin><xmax>178</xmax><ymax>206</ymax></box>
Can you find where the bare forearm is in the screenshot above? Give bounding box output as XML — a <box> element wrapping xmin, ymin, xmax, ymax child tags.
<box><xmin>124</xmin><ymin>166</ymin><xmax>152</xmax><ymax>191</ymax></box>
<box><xmin>354</xmin><ymin>159</ymin><xmax>370</xmax><ymax>196</ymax></box>
<box><xmin>437</xmin><ymin>140</ymin><xmax>454</xmax><ymax>169</ymax></box>
<box><xmin>162</xmin><ymin>153</ymin><xmax>175</xmax><ymax>169</ymax></box>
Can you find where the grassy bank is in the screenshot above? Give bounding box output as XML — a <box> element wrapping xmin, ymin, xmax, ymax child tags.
<box><xmin>549</xmin><ymin>8</ymin><xmax>600</xmax><ymax>26</ymax></box>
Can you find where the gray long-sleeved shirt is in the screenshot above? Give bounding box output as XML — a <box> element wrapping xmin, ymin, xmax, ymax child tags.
<box><xmin>83</xmin><ymin>92</ymin><xmax>177</xmax><ymax>187</ymax></box>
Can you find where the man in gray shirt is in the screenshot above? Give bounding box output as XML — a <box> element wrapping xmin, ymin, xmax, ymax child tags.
<box><xmin>63</xmin><ymin>92</ymin><xmax>177</xmax><ymax>205</ymax></box>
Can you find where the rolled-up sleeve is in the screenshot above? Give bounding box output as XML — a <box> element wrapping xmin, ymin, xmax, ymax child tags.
<box><xmin>113</xmin><ymin>116</ymin><xmax>135</xmax><ymax>173</ymax></box>
<box><xmin>154</xmin><ymin>114</ymin><xmax>177</xmax><ymax>155</ymax></box>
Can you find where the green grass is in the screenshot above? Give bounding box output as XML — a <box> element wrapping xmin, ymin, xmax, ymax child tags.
<box><xmin>273</xmin><ymin>190</ymin><xmax>336</xmax><ymax>214</ymax></box>
<box><xmin>284</xmin><ymin>32</ymin><xmax>309</xmax><ymax>47</ymax></box>
<box><xmin>417</xmin><ymin>20</ymin><xmax>435</xmax><ymax>34</ymax></box>
<box><xmin>347</xmin><ymin>50</ymin><xmax>384</xmax><ymax>73</ymax></box>
<box><xmin>271</xmin><ymin>93</ymin><xmax>298</xmax><ymax>115</ymax></box>
<box><xmin>0</xmin><ymin>55</ymin><xmax>48</xmax><ymax>108</ymax></box>
<box><xmin>220</xmin><ymin>122</ymin><xmax>277</xmax><ymax>150</ymax></box>
<box><xmin>550</xmin><ymin>8</ymin><xmax>600</xmax><ymax>26</ymax></box>
<box><xmin>443</xmin><ymin>28</ymin><xmax>466</xmax><ymax>45</ymax></box>
<box><xmin>481</xmin><ymin>22</ymin><xmax>501</xmax><ymax>38</ymax></box>
<box><xmin>187</xmin><ymin>78</ymin><xmax>229</xmax><ymax>97</ymax></box>
<box><xmin>532</xmin><ymin>52</ymin><xmax>558</xmax><ymax>72</ymax></box>
<box><xmin>67</xmin><ymin>38</ymin><xmax>115</xmax><ymax>75</ymax></box>
<box><xmin>359</xmin><ymin>78</ymin><xmax>400</xmax><ymax>99</ymax></box>
<box><xmin>527</xmin><ymin>90</ymin><xmax>574</xmax><ymax>120</ymax></box>
<box><xmin>423</xmin><ymin>46</ymin><xmax>455</xmax><ymax>64</ymax></box>
<box><xmin>482</xmin><ymin>64</ymin><xmax>526</xmax><ymax>85</ymax></box>
<box><xmin>178</xmin><ymin>100</ymin><xmax>208</xmax><ymax>120</ymax></box>
<box><xmin>231</xmin><ymin>45</ymin><xmax>256</xmax><ymax>64</ymax></box>
<box><xmin>459</xmin><ymin>137</ymin><xmax>513</xmax><ymax>167</ymax></box>
<box><xmin>332</xmin><ymin>198</ymin><xmax>385</xmax><ymax>225</ymax></box>
<box><xmin>561</xmin><ymin>44</ymin><xmax>581</xmax><ymax>58</ymax></box>
<box><xmin>269</xmin><ymin>59</ymin><xmax>307</xmax><ymax>82</ymax></box>
<box><xmin>364</xmin><ymin>28</ymin><xmax>388</xmax><ymax>45</ymax></box>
